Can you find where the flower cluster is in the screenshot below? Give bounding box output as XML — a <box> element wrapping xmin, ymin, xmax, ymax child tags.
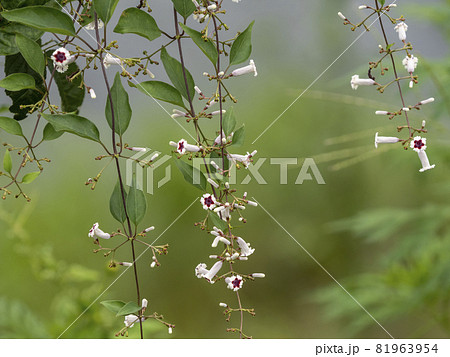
<box><xmin>340</xmin><ymin>1</ymin><xmax>436</xmax><ymax>173</ymax></box>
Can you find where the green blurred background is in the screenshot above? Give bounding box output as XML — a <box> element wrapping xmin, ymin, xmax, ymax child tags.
<box><xmin>0</xmin><ymin>0</ymin><xmax>449</xmax><ymax>338</ymax></box>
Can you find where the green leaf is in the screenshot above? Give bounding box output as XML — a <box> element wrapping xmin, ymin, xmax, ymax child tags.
<box><xmin>160</xmin><ymin>47</ymin><xmax>195</xmax><ymax>102</ymax></box>
<box><xmin>174</xmin><ymin>158</ymin><xmax>207</xmax><ymax>191</ymax></box>
<box><xmin>93</xmin><ymin>0</ymin><xmax>120</xmax><ymax>24</ymax></box>
<box><xmin>0</xmin><ymin>73</ymin><xmax>35</xmax><ymax>91</ymax></box>
<box><xmin>41</xmin><ymin>113</ymin><xmax>101</xmax><ymax>142</ymax></box>
<box><xmin>3</xmin><ymin>150</ymin><xmax>12</xmax><ymax>173</ymax></box>
<box><xmin>21</xmin><ymin>171</ymin><xmax>40</xmax><ymax>184</ymax></box>
<box><xmin>110</xmin><ymin>182</ymin><xmax>127</xmax><ymax>223</ymax></box>
<box><xmin>0</xmin><ymin>116</ymin><xmax>23</xmax><ymax>136</ymax></box>
<box><xmin>0</xmin><ymin>0</ymin><xmax>47</xmax><ymax>10</ymax></box>
<box><xmin>129</xmin><ymin>80</ymin><xmax>185</xmax><ymax>109</ymax></box>
<box><xmin>209</xmin><ymin>211</ymin><xmax>228</xmax><ymax>231</ymax></box>
<box><xmin>46</xmin><ymin>52</ymin><xmax>85</xmax><ymax>114</ymax></box>
<box><xmin>4</xmin><ymin>51</ymin><xmax>45</xmax><ymax>120</ymax></box>
<box><xmin>179</xmin><ymin>24</ymin><xmax>218</xmax><ymax>64</ymax></box>
<box><xmin>114</xmin><ymin>7</ymin><xmax>161</xmax><ymax>42</ymax></box>
<box><xmin>116</xmin><ymin>301</ymin><xmax>141</xmax><ymax>317</ymax></box>
<box><xmin>0</xmin><ymin>23</ymin><xmax>43</xmax><ymax>56</ymax></box>
<box><xmin>379</xmin><ymin>0</ymin><xmax>386</xmax><ymax>6</ymax></box>
<box><xmin>231</xmin><ymin>125</ymin><xmax>245</xmax><ymax>147</ymax></box>
<box><xmin>15</xmin><ymin>34</ymin><xmax>44</xmax><ymax>77</ymax></box>
<box><xmin>1</xmin><ymin>6</ymin><xmax>76</xmax><ymax>36</ymax></box>
<box><xmin>100</xmin><ymin>300</ymin><xmax>126</xmax><ymax>314</ymax></box>
<box><xmin>126</xmin><ymin>175</ymin><xmax>147</xmax><ymax>226</ymax></box>
<box><xmin>42</xmin><ymin>123</ymin><xmax>63</xmax><ymax>141</ymax></box>
<box><xmin>171</xmin><ymin>0</ymin><xmax>196</xmax><ymax>19</ymax></box>
<box><xmin>105</xmin><ymin>73</ymin><xmax>132</xmax><ymax>136</ymax></box>
<box><xmin>229</xmin><ymin>21</ymin><xmax>254</xmax><ymax>66</ymax></box>
<box><xmin>223</xmin><ymin>107</ymin><xmax>236</xmax><ymax>136</ymax></box>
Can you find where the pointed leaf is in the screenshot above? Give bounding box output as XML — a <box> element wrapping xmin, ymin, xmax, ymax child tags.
<box><xmin>0</xmin><ymin>116</ymin><xmax>23</xmax><ymax>136</ymax></box>
<box><xmin>230</xmin><ymin>125</ymin><xmax>245</xmax><ymax>147</ymax></box>
<box><xmin>160</xmin><ymin>47</ymin><xmax>195</xmax><ymax>102</ymax></box>
<box><xmin>129</xmin><ymin>80</ymin><xmax>186</xmax><ymax>109</ymax></box>
<box><xmin>0</xmin><ymin>22</ymin><xmax>43</xmax><ymax>56</ymax></box>
<box><xmin>171</xmin><ymin>0</ymin><xmax>196</xmax><ymax>19</ymax></box>
<box><xmin>114</xmin><ymin>8</ymin><xmax>161</xmax><ymax>42</ymax></box>
<box><xmin>174</xmin><ymin>158</ymin><xmax>207</xmax><ymax>191</ymax></box>
<box><xmin>4</xmin><ymin>51</ymin><xmax>45</xmax><ymax>120</ymax></box>
<box><xmin>126</xmin><ymin>175</ymin><xmax>147</xmax><ymax>226</ymax></box>
<box><xmin>379</xmin><ymin>0</ymin><xmax>386</xmax><ymax>6</ymax></box>
<box><xmin>209</xmin><ymin>211</ymin><xmax>228</xmax><ymax>231</ymax></box>
<box><xmin>3</xmin><ymin>150</ymin><xmax>12</xmax><ymax>173</ymax></box>
<box><xmin>100</xmin><ymin>300</ymin><xmax>126</xmax><ymax>314</ymax></box>
<box><xmin>223</xmin><ymin>107</ymin><xmax>236</xmax><ymax>136</ymax></box>
<box><xmin>116</xmin><ymin>301</ymin><xmax>141</xmax><ymax>317</ymax></box>
<box><xmin>0</xmin><ymin>73</ymin><xmax>35</xmax><ymax>91</ymax></box>
<box><xmin>93</xmin><ymin>0</ymin><xmax>120</xmax><ymax>24</ymax></box>
<box><xmin>105</xmin><ymin>73</ymin><xmax>132</xmax><ymax>136</ymax></box>
<box><xmin>15</xmin><ymin>34</ymin><xmax>44</xmax><ymax>77</ymax></box>
<box><xmin>1</xmin><ymin>6</ymin><xmax>76</xmax><ymax>36</ymax></box>
<box><xmin>110</xmin><ymin>182</ymin><xmax>127</xmax><ymax>223</ymax></box>
<box><xmin>229</xmin><ymin>21</ymin><xmax>254</xmax><ymax>66</ymax></box>
<box><xmin>42</xmin><ymin>123</ymin><xmax>63</xmax><ymax>141</ymax></box>
<box><xmin>179</xmin><ymin>24</ymin><xmax>218</xmax><ymax>64</ymax></box>
<box><xmin>42</xmin><ymin>113</ymin><xmax>100</xmax><ymax>142</ymax></box>
<box><xmin>21</xmin><ymin>171</ymin><xmax>40</xmax><ymax>184</ymax></box>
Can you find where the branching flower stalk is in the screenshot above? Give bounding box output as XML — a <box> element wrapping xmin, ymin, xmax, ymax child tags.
<box><xmin>340</xmin><ymin>0</ymin><xmax>436</xmax><ymax>172</ymax></box>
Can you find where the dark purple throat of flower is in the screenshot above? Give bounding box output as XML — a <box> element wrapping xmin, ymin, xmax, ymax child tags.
<box><xmin>54</xmin><ymin>51</ymin><xmax>67</xmax><ymax>63</ymax></box>
<box><xmin>414</xmin><ymin>139</ymin><xmax>424</xmax><ymax>150</ymax></box>
<box><xmin>178</xmin><ymin>142</ymin><xmax>185</xmax><ymax>152</ymax></box>
<box><xmin>232</xmin><ymin>278</ymin><xmax>242</xmax><ymax>289</ymax></box>
<box><xmin>204</xmin><ymin>195</ymin><xmax>214</xmax><ymax>207</ymax></box>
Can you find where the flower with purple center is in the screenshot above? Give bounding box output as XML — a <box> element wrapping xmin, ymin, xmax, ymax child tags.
<box><xmin>169</xmin><ymin>139</ymin><xmax>201</xmax><ymax>155</ymax></box>
<box><xmin>88</xmin><ymin>222</ymin><xmax>110</xmax><ymax>239</ymax></box>
<box><xmin>410</xmin><ymin>136</ymin><xmax>427</xmax><ymax>153</ymax></box>
<box><xmin>50</xmin><ymin>47</ymin><xmax>73</xmax><ymax>73</ymax></box>
<box><xmin>200</xmin><ymin>193</ymin><xmax>217</xmax><ymax>210</ymax></box>
<box><xmin>225</xmin><ymin>275</ymin><xmax>244</xmax><ymax>291</ymax></box>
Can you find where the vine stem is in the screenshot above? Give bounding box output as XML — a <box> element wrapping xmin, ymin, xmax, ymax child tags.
<box><xmin>93</xmin><ymin>14</ymin><xmax>144</xmax><ymax>339</ymax></box>
<box><xmin>375</xmin><ymin>1</ymin><xmax>412</xmax><ymax>138</ymax></box>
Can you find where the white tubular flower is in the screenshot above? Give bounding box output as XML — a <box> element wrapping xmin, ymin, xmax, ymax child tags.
<box><xmin>174</xmin><ymin>139</ymin><xmax>201</xmax><ymax>155</ymax></box>
<box><xmin>374</xmin><ymin>132</ymin><xmax>400</xmax><ymax>149</ymax></box>
<box><xmin>193</xmin><ymin>7</ymin><xmax>209</xmax><ymax>22</ymax></box>
<box><xmin>149</xmin><ymin>153</ymin><xmax>159</xmax><ymax>161</ymax></box>
<box><xmin>145</xmin><ymin>69</ymin><xmax>155</xmax><ymax>78</ymax></box>
<box><xmin>210</xmin><ymin>110</ymin><xmax>226</xmax><ymax>116</ymax></box>
<box><xmin>410</xmin><ymin>136</ymin><xmax>427</xmax><ymax>153</ymax></box>
<box><xmin>388</xmin><ymin>3</ymin><xmax>397</xmax><ymax>7</ymax></box>
<box><xmin>251</xmin><ymin>273</ymin><xmax>265</xmax><ymax>278</ymax></box>
<box><xmin>203</xmin><ymin>261</ymin><xmax>223</xmax><ymax>283</ymax></box>
<box><xmin>375</xmin><ymin>111</ymin><xmax>389</xmax><ymax>115</ymax></box>
<box><xmin>144</xmin><ymin>226</ymin><xmax>155</xmax><ymax>233</ymax></box>
<box><xmin>200</xmin><ymin>193</ymin><xmax>217</xmax><ymax>210</ymax></box>
<box><xmin>195</xmin><ymin>263</ymin><xmax>208</xmax><ymax>278</ymax></box>
<box><xmin>211</xmin><ymin>236</ymin><xmax>221</xmax><ymax>248</ymax></box>
<box><xmin>358</xmin><ymin>5</ymin><xmax>368</xmax><ymax>10</ymax></box>
<box><xmin>219</xmin><ymin>302</ymin><xmax>228</xmax><ymax>308</ymax></box>
<box><xmin>394</xmin><ymin>22</ymin><xmax>408</xmax><ymax>41</ymax></box>
<box><xmin>128</xmin><ymin>147</ymin><xmax>147</xmax><ymax>152</ymax></box>
<box><xmin>207</xmin><ymin>178</ymin><xmax>220</xmax><ymax>189</ymax></box>
<box><xmin>194</xmin><ymin>85</ymin><xmax>203</xmax><ymax>96</ymax></box>
<box><xmin>192</xmin><ymin>0</ymin><xmax>200</xmax><ymax>7</ymax></box>
<box><xmin>120</xmin><ymin>262</ymin><xmax>133</xmax><ymax>267</ymax></box>
<box><xmin>236</xmin><ymin>236</ymin><xmax>255</xmax><ymax>257</ymax></box>
<box><xmin>89</xmin><ymin>88</ymin><xmax>96</xmax><ymax>99</ymax></box>
<box><xmin>231</xmin><ymin>59</ymin><xmax>257</xmax><ymax>77</ymax></box>
<box><xmin>142</xmin><ymin>298</ymin><xmax>148</xmax><ymax>309</ymax></box>
<box><xmin>227</xmin><ymin>153</ymin><xmax>252</xmax><ymax>168</ymax></box>
<box><xmin>338</xmin><ymin>12</ymin><xmax>346</xmax><ymax>20</ymax></box>
<box><xmin>409</xmin><ymin>80</ymin><xmax>414</xmax><ymax>88</ymax></box>
<box><xmin>168</xmin><ymin>327</ymin><xmax>173</xmax><ymax>334</ymax></box>
<box><xmin>103</xmin><ymin>53</ymin><xmax>122</xmax><ymax>69</ymax></box>
<box><xmin>124</xmin><ymin>314</ymin><xmax>144</xmax><ymax>328</ymax></box>
<box><xmin>88</xmin><ymin>222</ymin><xmax>110</xmax><ymax>239</ymax></box>
<box><xmin>150</xmin><ymin>261</ymin><xmax>156</xmax><ymax>268</ymax></box>
<box><xmin>420</xmin><ymin>98</ymin><xmax>435</xmax><ymax>105</ymax></box>
<box><xmin>51</xmin><ymin>47</ymin><xmax>73</xmax><ymax>73</ymax></box>
<box><xmin>84</xmin><ymin>19</ymin><xmax>104</xmax><ymax>30</ymax></box>
<box><xmin>246</xmin><ymin>200</ymin><xmax>258</xmax><ymax>207</ymax></box>
<box><xmin>232</xmin><ymin>0</ymin><xmax>241</xmax><ymax>3</ymax></box>
<box><xmin>417</xmin><ymin>150</ymin><xmax>435</xmax><ymax>173</ymax></box>
<box><xmin>350</xmin><ymin>75</ymin><xmax>375</xmax><ymax>90</ymax></box>
<box><xmin>214</xmin><ymin>131</ymin><xmax>233</xmax><ymax>145</ymax></box>
<box><xmin>218</xmin><ymin>237</ymin><xmax>231</xmax><ymax>245</ymax></box>
<box><xmin>207</xmin><ymin>4</ymin><xmax>216</xmax><ymax>10</ymax></box>
<box><xmin>225</xmin><ymin>275</ymin><xmax>244</xmax><ymax>291</ymax></box>
<box><xmin>217</xmin><ymin>205</ymin><xmax>231</xmax><ymax>221</ymax></box>
<box><xmin>402</xmin><ymin>55</ymin><xmax>418</xmax><ymax>74</ymax></box>
<box><xmin>171</xmin><ymin>109</ymin><xmax>188</xmax><ymax>119</ymax></box>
